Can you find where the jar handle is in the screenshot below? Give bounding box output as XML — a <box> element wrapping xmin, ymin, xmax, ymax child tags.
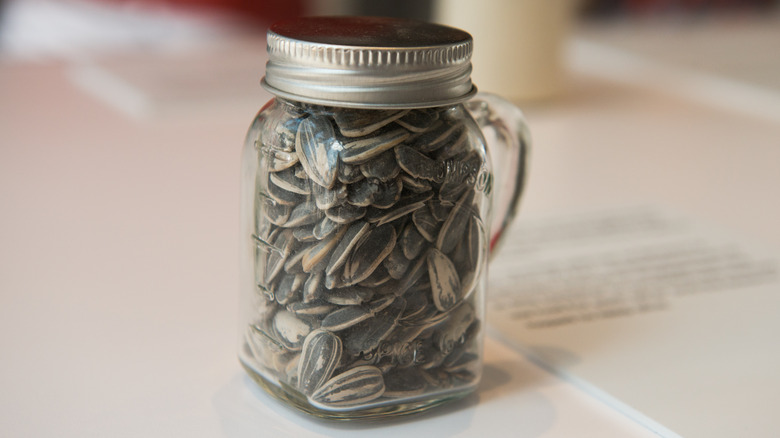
<box><xmin>466</xmin><ymin>92</ymin><xmax>530</xmax><ymax>259</ymax></box>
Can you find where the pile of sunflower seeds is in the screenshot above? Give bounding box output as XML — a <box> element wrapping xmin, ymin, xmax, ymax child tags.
<box><xmin>244</xmin><ymin>102</ymin><xmax>488</xmax><ymax>410</ymax></box>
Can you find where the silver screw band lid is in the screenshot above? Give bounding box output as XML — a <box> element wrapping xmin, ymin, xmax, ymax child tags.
<box><xmin>261</xmin><ymin>16</ymin><xmax>477</xmax><ymax>109</ymax></box>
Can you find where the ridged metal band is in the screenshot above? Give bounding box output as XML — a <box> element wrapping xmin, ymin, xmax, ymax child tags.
<box><xmin>266</xmin><ymin>33</ymin><xmax>473</xmax><ymax>68</ymax></box>
<box><xmin>261</xmin><ymin>18</ymin><xmax>477</xmax><ymax>109</ymax></box>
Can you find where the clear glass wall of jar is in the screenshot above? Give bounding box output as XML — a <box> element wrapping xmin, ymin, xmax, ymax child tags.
<box><xmin>239</xmin><ymin>97</ymin><xmax>492</xmax><ymax>418</ymax></box>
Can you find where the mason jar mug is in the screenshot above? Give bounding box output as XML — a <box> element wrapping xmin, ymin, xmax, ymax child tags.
<box><xmin>239</xmin><ymin>16</ymin><xmax>529</xmax><ymax>419</ymax></box>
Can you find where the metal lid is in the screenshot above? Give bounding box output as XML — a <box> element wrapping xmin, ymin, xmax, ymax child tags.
<box><xmin>261</xmin><ymin>16</ymin><xmax>477</xmax><ymax>109</ymax></box>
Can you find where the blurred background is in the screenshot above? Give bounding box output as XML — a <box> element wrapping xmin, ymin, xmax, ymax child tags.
<box><xmin>2</xmin><ymin>0</ymin><xmax>778</xmax><ymax>59</ymax></box>
<box><xmin>2</xmin><ymin>0</ymin><xmax>779</xmax><ymax>112</ymax></box>
<box><xmin>3</xmin><ymin>0</ymin><xmax>779</xmax><ymax>77</ymax></box>
<box><xmin>2</xmin><ymin>1</ymin><xmax>780</xmax><ymax>437</ymax></box>
<box><xmin>3</xmin><ymin>0</ymin><xmax>779</xmax><ymax>253</ymax></box>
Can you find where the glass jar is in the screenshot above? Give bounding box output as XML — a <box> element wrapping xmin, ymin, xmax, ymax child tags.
<box><xmin>239</xmin><ymin>16</ymin><xmax>528</xmax><ymax>420</ymax></box>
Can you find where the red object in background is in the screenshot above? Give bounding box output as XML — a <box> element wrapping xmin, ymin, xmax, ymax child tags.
<box><xmin>108</xmin><ymin>0</ymin><xmax>306</xmax><ymax>24</ymax></box>
<box><xmin>582</xmin><ymin>0</ymin><xmax>778</xmax><ymax>16</ymax></box>
<box><xmin>626</xmin><ymin>0</ymin><xmax>775</xmax><ymax>13</ymax></box>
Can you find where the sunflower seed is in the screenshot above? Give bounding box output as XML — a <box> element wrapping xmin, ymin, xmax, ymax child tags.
<box><xmin>449</xmin><ymin>369</ymin><xmax>479</xmax><ymax>387</ymax></box>
<box><xmin>255</xmin><ymin>243</ymin><xmax>275</xmax><ymax>292</ymax></box>
<box><xmin>326</xmin><ymin>221</ymin><xmax>370</xmax><ymax>276</ymax></box>
<box><xmin>396</xmin><ymin>251</ymin><xmax>429</xmax><ymax>297</ymax></box>
<box><xmin>412</xmin><ymin>207</ymin><xmax>440</xmax><ymax>242</ymax></box>
<box><xmin>254</xmin><ymin>243</ymin><xmax>273</xmax><ymax>287</ymax></box>
<box><xmin>256</xmin><ymin>219</ymin><xmax>281</xmax><ymax>243</ymax></box>
<box><xmin>367</xmin><ymin>294</ymin><xmax>397</xmax><ymax>314</ymax></box>
<box><xmin>429</xmin><ymin>199</ymin><xmax>454</xmax><ymax>222</ymax></box>
<box><xmin>302</xmin><ymin>226</ymin><xmax>348</xmax><ymax>272</ymax></box>
<box><xmin>325</xmin><ymin>271</ymin><xmax>346</xmax><ymax>290</ymax></box>
<box><xmin>442</xmin><ymin>320</ymin><xmax>480</xmax><ymax>368</ymax></box>
<box><xmin>310</xmin><ymin>365</ymin><xmax>385</xmax><ymax>408</ymax></box>
<box><xmin>266</xmin><ymin>177</ymin><xmax>305</xmax><ymax>206</ymax></box>
<box><xmin>273</xmin><ymin>310</ymin><xmax>313</xmax><ymax>351</ymax></box>
<box><xmin>418</xmin><ymin>348</ymin><xmax>448</xmax><ymax>370</ymax></box>
<box><xmin>343</xmin><ymin>224</ymin><xmax>396</xmax><ymax>286</ymax></box>
<box><xmin>453</xmin><ymin>215</ymin><xmax>485</xmax><ymax>300</ymax></box>
<box><xmin>395</xmin><ymin>145</ymin><xmax>442</xmax><ymax>182</ymax></box>
<box><xmin>255</xmin><ymin>279</ymin><xmax>274</xmax><ymax>302</ymax></box>
<box><xmin>284</xmin><ymin>353</ymin><xmax>302</xmax><ymax>382</ymax></box>
<box><xmin>292</xmin><ymin>226</ymin><xmax>317</xmax><ymax>243</ymax></box>
<box><xmin>311</xmin><ymin>182</ymin><xmax>346</xmax><ymax>210</ymax></box>
<box><xmin>337</xmin><ymin>162</ymin><xmax>365</xmax><ymax>184</ymax></box>
<box><xmin>419</xmin><ymin>368</ymin><xmax>454</xmax><ymax>389</ymax></box>
<box><xmin>312</xmin><ymin>216</ymin><xmax>340</xmax><ymax>240</ymax></box>
<box><xmin>283</xmin><ymin>247</ymin><xmax>307</xmax><ymax>273</ymax></box>
<box><xmin>443</xmin><ymin>352</ymin><xmax>478</xmax><ymax>374</ymax></box>
<box><xmin>245</xmin><ymin>324</ymin><xmax>285</xmax><ymax>366</ymax></box>
<box><xmin>357</xmin><ymin>264</ymin><xmax>392</xmax><ymax>287</ymax></box>
<box><xmin>269</xmin><ymin>167</ymin><xmax>311</xmax><ymax>195</ymax></box>
<box><xmin>399</xmin><ymin>174</ymin><xmax>431</xmax><ymax>193</ymax></box>
<box><xmin>360</xmin><ymin>150</ymin><xmax>400</xmax><ymax>182</ymax></box>
<box><xmin>414</xmin><ymin>121</ymin><xmax>463</xmax><ymax>154</ymax></box>
<box><xmin>400</xmin><ymin>305</ymin><xmax>451</xmax><ymax>335</ymax></box>
<box><xmin>371</xmin><ymin>178</ymin><xmax>403</xmax><ymax>209</ymax></box>
<box><xmin>365</xmin><ymin>192</ymin><xmax>432</xmax><ymax>225</ymax></box>
<box><xmin>395</xmin><ymin>108</ymin><xmax>439</xmax><ymax>133</ymax></box>
<box><xmin>312</xmin><ymin>258</ymin><xmax>330</xmax><ymax>276</ymax></box>
<box><xmin>437</xmin><ymin>188</ymin><xmax>476</xmax><ymax>254</ymax></box>
<box><xmin>343</xmin><ymin>297</ymin><xmax>405</xmax><ymax>355</ymax></box>
<box><xmin>397</xmin><ymin>291</ymin><xmax>431</xmax><ymax>323</ymax></box>
<box><xmin>302</xmin><ymin>270</ymin><xmax>325</xmax><ymax>303</ymax></box>
<box><xmin>296</xmin><ymin>115</ymin><xmax>340</xmax><ymax>188</ymax></box>
<box><xmin>261</xmin><ymin>229</ymin><xmax>294</xmax><ymax>285</ymax></box>
<box><xmin>460</xmin><ymin>319</ymin><xmax>481</xmax><ymax>349</ymax></box>
<box><xmin>276</xmin><ymin>273</ymin><xmax>304</xmax><ymax>305</ymax></box>
<box><xmin>320</xmin><ymin>294</ymin><xmax>395</xmax><ymax>334</ymax></box>
<box><xmin>259</xmin><ymin>144</ymin><xmax>299</xmax><ymax>172</ymax></box>
<box><xmin>347</xmin><ymin>178</ymin><xmax>378</xmax><ymax>207</ymax></box>
<box><xmin>286</xmin><ymin>200</ymin><xmax>322</xmax><ymax>228</ymax></box>
<box><xmin>383</xmin><ymin>245</ymin><xmax>410</xmax><ymax>280</ymax></box>
<box><xmin>320</xmin><ymin>305</ymin><xmax>372</xmax><ymax>331</ymax></box>
<box><xmin>335</xmin><ymin>355</ymin><xmax>371</xmax><ymax>373</ymax></box>
<box><xmin>399</xmin><ymin>222</ymin><xmax>426</xmax><ymax>260</ymax></box>
<box><xmin>298</xmin><ymin>329</ymin><xmax>342</xmax><ymax>395</ymax></box>
<box><xmin>407</xmin><ymin>278</ymin><xmax>433</xmax><ymax>297</ymax></box>
<box><xmin>432</xmin><ymin>126</ymin><xmax>469</xmax><ymax>160</ymax></box>
<box><xmin>263</xmin><ymin>200</ymin><xmax>291</xmax><ymax>226</ymax></box>
<box><xmin>334</xmin><ymin>109</ymin><xmax>408</xmax><ymax>137</ymax></box>
<box><xmin>371</xmin><ymin>279</ymin><xmax>402</xmax><ymax>297</ymax></box>
<box><xmin>433</xmin><ymin>302</ymin><xmax>475</xmax><ymax>354</ymax></box>
<box><xmin>428</xmin><ymin>248</ymin><xmax>462</xmax><ymax>312</ymax></box>
<box><xmin>438</xmin><ymin>177</ymin><xmax>468</xmax><ymax>202</ymax></box>
<box><xmin>383</xmin><ymin>368</ymin><xmax>427</xmax><ymax>398</ymax></box>
<box><xmin>268</xmin><ymin>114</ymin><xmax>301</xmax><ymax>152</ymax></box>
<box><xmin>324</xmin><ymin>286</ymin><xmax>374</xmax><ymax>306</ymax></box>
<box><xmin>288</xmin><ymin>300</ymin><xmax>335</xmax><ymax>317</ymax></box>
<box><xmin>325</xmin><ymin>203</ymin><xmax>366</xmax><ymax>224</ymax></box>
<box><xmin>341</xmin><ymin>129</ymin><xmax>409</xmax><ymax>164</ymax></box>
<box><xmin>293</xmin><ymin>164</ymin><xmax>307</xmax><ymax>179</ymax></box>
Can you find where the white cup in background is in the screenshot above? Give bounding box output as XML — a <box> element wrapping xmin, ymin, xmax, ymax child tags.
<box><xmin>434</xmin><ymin>0</ymin><xmax>578</xmax><ymax>102</ymax></box>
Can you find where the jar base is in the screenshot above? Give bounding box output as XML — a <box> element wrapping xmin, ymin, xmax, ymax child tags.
<box><xmin>240</xmin><ymin>361</ymin><xmax>476</xmax><ymax>421</ymax></box>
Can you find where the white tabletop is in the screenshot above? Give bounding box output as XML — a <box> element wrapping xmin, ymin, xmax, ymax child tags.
<box><xmin>2</xmin><ymin>13</ymin><xmax>779</xmax><ymax>437</ymax></box>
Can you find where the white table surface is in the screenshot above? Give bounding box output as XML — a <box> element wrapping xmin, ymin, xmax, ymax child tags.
<box><xmin>2</xmin><ymin>15</ymin><xmax>779</xmax><ymax>437</ymax></box>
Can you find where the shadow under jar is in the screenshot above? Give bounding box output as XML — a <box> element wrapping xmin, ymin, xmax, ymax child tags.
<box><xmin>239</xmin><ymin>16</ymin><xmax>528</xmax><ymax>420</ymax></box>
